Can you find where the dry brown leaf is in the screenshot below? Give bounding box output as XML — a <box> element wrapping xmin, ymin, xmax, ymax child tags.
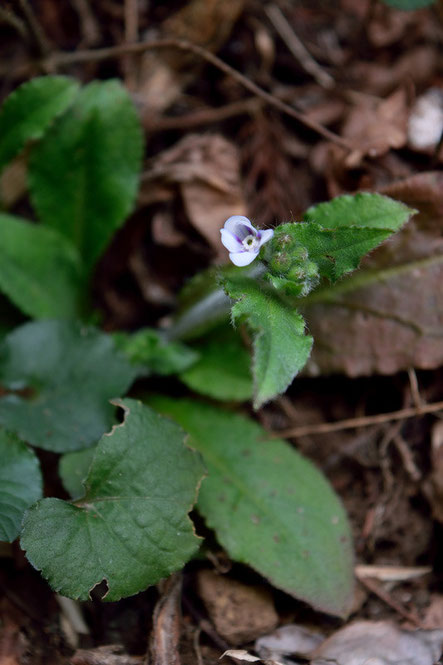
<box><xmin>422</xmin><ymin>594</ymin><xmax>443</xmax><ymax>630</ymax></box>
<box><xmin>138</xmin><ymin>0</ymin><xmax>245</xmax><ymax>113</ymax></box>
<box><xmin>141</xmin><ymin>134</ymin><xmax>246</xmax><ymax>258</ymax></box>
<box><xmin>197</xmin><ymin>570</ymin><xmax>278</xmax><ymax>646</ymax></box>
<box><xmin>309</xmin><ymin>620</ymin><xmax>443</xmax><ymax>665</ymax></box>
<box><xmin>342</xmin><ymin>89</ymin><xmax>408</xmax><ymax>167</ymax></box>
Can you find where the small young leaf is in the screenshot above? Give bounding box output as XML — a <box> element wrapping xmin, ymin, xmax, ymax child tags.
<box><xmin>21</xmin><ymin>400</ymin><xmax>205</xmax><ymax>601</ymax></box>
<box><xmin>180</xmin><ymin>325</ymin><xmax>253</xmax><ymax>401</ymax></box>
<box><xmin>59</xmin><ymin>447</ymin><xmax>96</xmax><ymax>499</ymax></box>
<box><xmin>0</xmin><ymin>213</ymin><xmax>85</xmax><ymax>319</ymax></box>
<box><xmin>113</xmin><ymin>328</ymin><xmax>198</xmax><ymax>376</ymax></box>
<box><xmin>150</xmin><ymin>397</ymin><xmax>354</xmax><ymax>618</ymax></box>
<box><xmin>382</xmin><ymin>0</ymin><xmax>435</xmax><ymax>8</ymax></box>
<box><xmin>0</xmin><ymin>76</ymin><xmax>79</xmax><ymax>173</ymax></box>
<box><xmin>0</xmin><ymin>320</ymin><xmax>137</xmax><ymax>452</ymax></box>
<box><xmin>29</xmin><ymin>80</ymin><xmax>143</xmax><ymax>270</ymax></box>
<box><xmin>304</xmin><ymin>192</ymin><xmax>414</xmax><ymax>231</ymax></box>
<box><xmin>0</xmin><ymin>428</ymin><xmax>42</xmax><ymax>542</ymax></box>
<box><xmin>224</xmin><ymin>278</ymin><xmax>312</xmax><ymax>408</ymax></box>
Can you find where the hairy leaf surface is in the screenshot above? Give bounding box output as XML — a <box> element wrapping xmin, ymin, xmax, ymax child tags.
<box><xmin>0</xmin><ymin>76</ymin><xmax>79</xmax><ymax>173</ymax></box>
<box><xmin>150</xmin><ymin>397</ymin><xmax>354</xmax><ymax>618</ymax></box>
<box><xmin>29</xmin><ymin>80</ymin><xmax>143</xmax><ymax>270</ymax></box>
<box><xmin>21</xmin><ymin>400</ymin><xmax>204</xmax><ymax>600</ymax></box>
<box><xmin>0</xmin><ymin>429</ymin><xmax>42</xmax><ymax>542</ymax></box>
<box><xmin>224</xmin><ymin>278</ymin><xmax>312</xmax><ymax>408</ymax></box>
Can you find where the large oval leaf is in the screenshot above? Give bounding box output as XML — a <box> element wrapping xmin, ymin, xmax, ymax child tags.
<box><xmin>21</xmin><ymin>400</ymin><xmax>205</xmax><ymax>601</ymax></box>
<box><xmin>0</xmin><ymin>428</ymin><xmax>43</xmax><ymax>542</ymax></box>
<box><xmin>150</xmin><ymin>397</ymin><xmax>354</xmax><ymax>618</ymax></box>
<box><xmin>0</xmin><ymin>320</ymin><xmax>137</xmax><ymax>452</ymax></box>
<box><xmin>0</xmin><ymin>76</ymin><xmax>79</xmax><ymax>173</ymax></box>
<box><xmin>0</xmin><ymin>213</ymin><xmax>85</xmax><ymax>319</ymax></box>
<box><xmin>29</xmin><ymin>80</ymin><xmax>143</xmax><ymax>270</ymax></box>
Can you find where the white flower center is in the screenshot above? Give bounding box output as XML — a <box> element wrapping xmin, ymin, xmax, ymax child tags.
<box><xmin>242</xmin><ymin>234</ymin><xmax>259</xmax><ymax>252</ymax></box>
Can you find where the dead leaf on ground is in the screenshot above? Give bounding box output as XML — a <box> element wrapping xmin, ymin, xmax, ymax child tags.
<box><xmin>309</xmin><ymin>620</ymin><xmax>443</xmax><ymax>665</ymax></box>
<box><xmin>140</xmin><ymin>134</ymin><xmax>247</xmax><ymax>258</ymax></box>
<box><xmin>70</xmin><ymin>645</ymin><xmax>143</xmax><ymax>665</ymax></box>
<box><xmin>422</xmin><ymin>594</ymin><xmax>443</xmax><ymax>630</ymax></box>
<box><xmin>342</xmin><ymin>89</ymin><xmax>408</xmax><ymax>168</ymax></box>
<box><xmin>197</xmin><ymin>570</ymin><xmax>278</xmax><ymax>645</ymax></box>
<box><xmin>137</xmin><ymin>0</ymin><xmax>245</xmax><ymax>114</ymax></box>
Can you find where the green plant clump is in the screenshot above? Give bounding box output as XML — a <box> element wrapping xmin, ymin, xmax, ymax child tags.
<box><xmin>0</xmin><ymin>76</ymin><xmax>417</xmax><ymax>617</ymax></box>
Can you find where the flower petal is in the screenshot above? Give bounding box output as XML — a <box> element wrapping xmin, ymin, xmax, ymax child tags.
<box><xmin>224</xmin><ymin>215</ymin><xmax>256</xmax><ymax>239</ymax></box>
<box><xmin>220</xmin><ymin>228</ymin><xmax>243</xmax><ymax>252</ymax></box>
<box><xmin>229</xmin><ymin>250</ymin><xmax>258</xmax><ymax>267</ymax></box>
<box><xmin>258</xmin><ymin>228</ymin><xmax>274</xmax><ymax>247</ymax></box>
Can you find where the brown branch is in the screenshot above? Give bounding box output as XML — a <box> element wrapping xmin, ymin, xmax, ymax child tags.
<box><xmin>45</xmin><ymin>38</ymin><xmax>352</xmax><ymax>149</ymax></box>
<box><xmin>274</xmin><ymin>400</ymin><xmax>443</xmax><ymax>439</ymax></box>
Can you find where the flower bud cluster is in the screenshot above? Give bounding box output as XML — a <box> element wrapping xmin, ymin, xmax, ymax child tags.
<box><xmin>266</xmin><ymin>227</ymin><xmax>320</xmax><ymax>297</ymax></box>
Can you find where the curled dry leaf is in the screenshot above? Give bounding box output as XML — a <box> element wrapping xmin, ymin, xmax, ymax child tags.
<box><xmin>342</xmin><ymin>89</ymin><xmax>408</xmax><ymax>168</ymax></box>
<box><xmin>141</xmin><ymin>134</ymin><xmax>247</xmax><ymax>258</ymax></box>
<box><xmin>309</xmin><ymin>620</ymin><xmax>443</xmax><ymax>665</ymax></box>
<box><xmin>302</xmin><ymin>173</ymin><xmax>443</xmax><ymax>377</ymax></box>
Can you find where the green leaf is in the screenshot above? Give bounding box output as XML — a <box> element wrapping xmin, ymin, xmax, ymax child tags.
<box><xmin>224</xmin><ymin>278</ymin><xmax>312</xmax><ymax>408</ymax></box>
<box><xmin>29</xmin><ymin>80</ymin><xmax>143</xmax><ymax>270</ymax></box>
<box><xmin>0</xmin><ymin>213</ymin><xmax>85</xmax><ymax>319</ymax></box>
<box><xmin>113</xmin><ymin>328</ymin><xmax>198</xmax><ymax>376</ymax></box>
<box><xmin>59</xmin><ymin>447</ymin><xmax>96</xmax><ymax>499</ymax></box>
<box><xmin>21</xmin><ymin>399</ymin><xmax>205</xmax><ymax>601</ymax></box>
<box><xmin>382</xmin><ymin>0</ymin><xmax>435</xmax><ymax>8</ymax></box>
<box><xmin>180</xmin><ymin>325</ymin><xmax>253</xmax><ymax>401</ymax></box>
<box><xmin>271</xmin><ymin>222</ymin><xmax>394</xmax><ymax>282</ymax></box>
<box><xmin>304</xmin><ymin>192</ymin><xmax>414</xmax><ymax>231</ymax></box>
<box><xmin>149</xmin><ymin>397</ymin><xmax>354</xmax><ymax>618</ymax></box>
<box><xmin>0</xmin><ymin>76</ymin><xmax>79</xmax><ymax>174</ymax></box>
<box><xmin>0</xmin><ymin>428</ymin><xmax>42</xmax><ymax>542</ymax></box>
<box><xmin>0</xmin><ymin>320</ymin><xmax>137</xmax><ymax>452</ymax></box>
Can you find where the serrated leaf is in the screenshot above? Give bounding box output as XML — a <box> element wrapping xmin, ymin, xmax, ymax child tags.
<box><xmin>272</xmin><ymin>222</ymin><xmax>394</xmax><ymax>282</ymax></box>
<box><xmin>224</xmin><ymin>278</ymin><xmax>312</xmax><ymax>408</ymax></box>
<box><xmin>304</xmin><ymin>192</ymin><xmax>414</xmax><ymax>231</ymax></box>
<box><xmin>180</xmin><ymin>325</ymin><xmax>252</xmax><ymax>401</ymax></box>
<box><xmin>113</xmin><ymin>328</ymin><xmax>198</xmax><ymax>376</ymax></box>
<box><xmin>149</xmin><ymin>397</ymin><xmax>354</xmax><ymax>618</ymax></box>
<box><xmin>382</xmin><ymin>0</ymin><xmax>435</xmax><ymax>8</ymax></box>
<box><xmin>0</xmin><ymin>213</ymin><xmax>85</xmax><ymax>318</ymax></box>
<box><xmin>0</xmin><ymin>320</ymin><xmax>137</xmax><ymax>452</ymax></box>
<box><xmin>0</xmin><ymin>76</ymin><xmax>79</xmax><ymax>174</ymax></box>
<box><xmin>0</xmin><ymin>428</ymin><xmax>42</xmax><ymax>542</ymax></box>
<box><xmin>21</xmin><ymin>399</ymin><xmax>205</xmax><ymax>601</ymax></box>
<box><xmin>59</xmin><ymin>447</ymin><xmax>96</xmax><ymax>499</ymax></box>
<box><xmin>29</xmin><ymin>80</ymin><xmax>143</xmax><ymax>270</ymax></box>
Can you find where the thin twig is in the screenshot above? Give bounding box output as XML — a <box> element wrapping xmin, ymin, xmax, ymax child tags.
<box><xmin>18</xmin><ymin>0</ymin><xmax>51</xmax><ymax>57</ymax></box>
<box><xmin>45</xmin><ymin>39</ymin><xmax>353</xmax><ymax>149</ymax></box>
<box><xmin>357</xmin><ymin>576</ymin><xmax>424</xmax><ymax>628</ymax></box>
<box><xmin>0</xmin><ymin>7</ymin><xmax>29</xmax><ymax>40</ymax></box>
<box><xmin>142</xmin><ymin>97</ymin><xmax>263</xmax><ymax>131</ymax></box>
<box><xmin>407</xmin><ymin>367</ymin><xmax>423</xmax><ymax>408</ymax></box>
<box><xmin>123</xmin><ymin>0</ymin><xmax>139</xmax><ymax>90</ymax></box>
<box><xmin>265</xmin><ymin>4</ymin><xmax>335</xmax><ymax>90</ymax></box>
<box><xmin>274</xmin><ymin>400</ymin><xmax>443</xmax><ymax>438</ymax></box>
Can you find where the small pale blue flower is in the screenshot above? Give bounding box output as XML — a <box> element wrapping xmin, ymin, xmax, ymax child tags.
<box><xmin>220</xmin><ymin>216</ymin><xmax>274</xmax><ymax>267</ymax></box>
